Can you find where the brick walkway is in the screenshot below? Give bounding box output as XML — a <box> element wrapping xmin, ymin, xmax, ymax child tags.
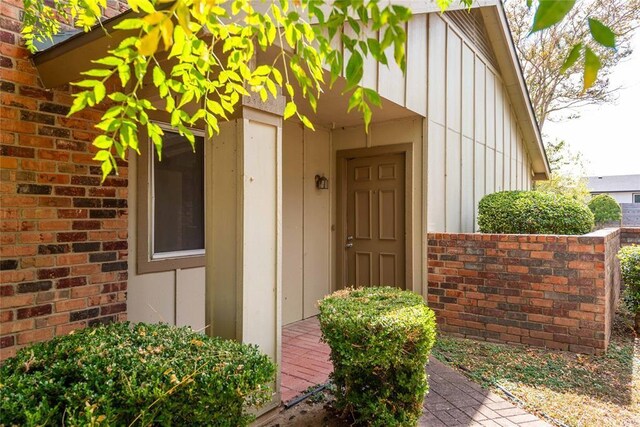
<box><xmin>282</xmin><ymin>317</ymin><xmax>550</xmax><ymax>427</ymax></box>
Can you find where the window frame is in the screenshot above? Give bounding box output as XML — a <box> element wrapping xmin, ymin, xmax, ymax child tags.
<box><xmin>137</xmin><ymin>122</ymin><xmax>206</xmax><ymax>274</ymax></box>
<box><xmin>633</xmin><ymin>193</ymin><xmax>640</xmax><ymax>203</ymax></box>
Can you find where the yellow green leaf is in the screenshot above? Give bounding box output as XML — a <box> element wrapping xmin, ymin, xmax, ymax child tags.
<box><xmin>583</xmin><ymin>47</ymin><xmax>601</xmax><ymax>91</ymax></box>
<box><xmin>138</xmin><ymin>27</ymin><xmax>161</xmax><ymax>56</ymax></box>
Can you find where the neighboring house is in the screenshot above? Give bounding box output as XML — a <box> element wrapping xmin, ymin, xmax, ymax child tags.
<box><xmin>0</xmin><ymin>0</ymin><xmax>549</xmax><ymax>408</ymax></box>
<box><xmin>587</xmin><ymin>174</ymin><xmax>640</xmax><ymax>204</ymax></box>
<box><xmin>588</xmin><ymin>174</ymin><xmax>640</xmax><ymax>227</ymax></box>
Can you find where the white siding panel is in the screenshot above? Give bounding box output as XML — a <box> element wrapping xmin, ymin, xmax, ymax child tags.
<box><xmin>486</xmin><ymin>147</ymin><xmax>495</xmax><ymax>193</ymax></box>
<box><xmin>428</xmin><ymin>15</ymin><xmax>447</xmax><ymax>126</ymax></box>
<box><xmin>474</xmin><ymin>60</ymin><xmax>485</xmax><ymax>143</ymax></box>
<box><xmin>485</xmin><ymin>71</ymin><xmax>495</xmax><ymax>149</ymax></box>
<box><xmin>461</xmin><ymin>44</ymin><xmax>475</xmax><ymax>138</ymax></box>
<box><xmin>503</xmin><ymin>99</ymin><xmax>511</xmax><ymax>190</ymax></box>
<box><xmin>428</xmin><ymin>123</ymin><xmax>446</xmax><ymax>230</ymax></box>
<box><xmin>361</xmin><ymin>26</ymin><xmax>379</xmax><ymax>91</ymax></box>
<box><xmin>406</xmin><ymin>14</ymin><xmax>427</xmax><ymax>116</ymax></box>
<box><xmin>303</xmin><ymin>128</ymin><xmax>331</xmax><ymax>318</ymax></box>
<box><xmin>378</xmin><ymin>23</ymin><xmax>406</xmax><ymax>106</ymax></box>
<box><xmin>446</xmin><ymin>30</ymin><xmax>462</xmax><ymax>132</ymax></box>
<box><xmin>495</xmin><ymin>82</ymin><xmax>504</xmax><ymax>154</ymax></box>
<box><xmin>461</xmin><ymin>136</ymin><xmax>474</xmax><ymax>232</ymax></box>
<box><xmin>474</xmin><ymin>141</ymin><xmax>485</xmax><ymax>229</ymax></box>
<box><xmin>282</xmin><ymin>122</ymin><xmax>303</xmax><ymax>325</ymax></box>
<box><xmin>446</xmin><ymin>129</ymin><xmax>461</xmax><ymax>231</ymax></box>
<box><xmin>176</xmin><ymin>268</ymin><xmax>205</xmax><ymax>329</ymax></box>
<box><xmin>496</xmin><ymin>154</ymin><xmax>503</xmax><ymax>192</ymax></box>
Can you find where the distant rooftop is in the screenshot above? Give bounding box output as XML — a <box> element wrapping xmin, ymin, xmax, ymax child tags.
<box><xmin>587</xmin><ymin>174</ymin><xmax>640</xmax><ymax>193</ymax></box>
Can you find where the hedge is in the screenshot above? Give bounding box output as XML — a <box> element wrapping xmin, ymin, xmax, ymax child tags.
<box><xmin>318</xmin><ymin>287</ymin><xmax>437</xmax><ymax>426</ymax></box>
<box><xmin>588</xmin><ymin>194</ymin><xmax>622</xmax><ymax>226</ymax></box>
<box><xmin>478</xmin><ymin>191</ymin><xmax>594</xmax><ymax>235</ymax></box>
<box><xmin>0</xmin><ymin>322</ymin><xmax>275</xmax><ymax>426</ymax></box>
<box><xmin>619</xmin><ymin>245</ymin><xmax>640</xmax><ymax>332</ymax></box>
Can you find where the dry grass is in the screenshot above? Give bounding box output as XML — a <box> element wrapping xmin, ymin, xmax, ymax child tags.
<box><xmin>432</xmin><ymin>314</ymin><xmax>640</xmax><ymax>427</ymax></box>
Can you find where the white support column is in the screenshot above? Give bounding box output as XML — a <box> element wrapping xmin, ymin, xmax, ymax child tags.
<box><xmin>205</xmin><ymin>97</ymin><xmax>284</xmax><ymax>411</ymax></box>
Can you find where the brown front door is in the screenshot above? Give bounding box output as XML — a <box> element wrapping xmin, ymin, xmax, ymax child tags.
<box><xmin>344</xmin><ymin>153</ymin><xmax>405</xmax><ymax>288</ymax></box>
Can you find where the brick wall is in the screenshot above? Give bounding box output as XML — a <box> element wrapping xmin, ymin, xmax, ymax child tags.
<box><xmin>427</xmin><ymin>229</ymin><xmax>621</xmax><ymax>354</ymax></box>
<box><xmin>0</xmin><ymin>0</ymin><xmax>130</xmax><ymax>360</ymax></box>
<box><xmin>620</xmin><ymin>227</ymin><xmax>640</xmax><ymax>247</ymax></box>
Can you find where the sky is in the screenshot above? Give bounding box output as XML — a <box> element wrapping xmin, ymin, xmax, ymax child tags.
<box><xmin>544</xmin><ymin>32</ymin><xmax>640</xmax><ymax>178</ymax></box>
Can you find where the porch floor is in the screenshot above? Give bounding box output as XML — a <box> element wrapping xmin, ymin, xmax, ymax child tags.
<box><xmin>281</xmin><ymin>317</ymin><xmax>550</xmax><ymax>426</ymax></box>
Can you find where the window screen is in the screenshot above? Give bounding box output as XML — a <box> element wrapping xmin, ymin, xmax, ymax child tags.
<box><xmin>634</xmin><ymin>194</ymin><xmax>640</xmax><ymax>203</ymax></box>
<box><xmin>152</xmin><ymin>131</ymin><xmax>205</xmax><ymax>256</ymax></box>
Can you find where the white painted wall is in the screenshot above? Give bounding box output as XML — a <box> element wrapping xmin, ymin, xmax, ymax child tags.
<box><xmin>427</xmin><ymin>14</ymin><xmax>535</xmax><ymax>233</ymax></box>
<box><xmin>282</xmin><ymin>122</ymin><xmax>332</xmax><ymax>325</ymax></box>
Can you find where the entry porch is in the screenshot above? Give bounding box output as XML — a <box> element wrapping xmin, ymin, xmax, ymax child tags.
<box><xmin>276</xmin><ymin>317</ymin><xmax>550</xmax><ymax>427</ymax></box>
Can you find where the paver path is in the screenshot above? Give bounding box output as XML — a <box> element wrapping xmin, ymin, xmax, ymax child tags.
<box><xmin>282</xmin><ymin>317</ymin><xmax>551</xmax><ymax>427</ymax></box>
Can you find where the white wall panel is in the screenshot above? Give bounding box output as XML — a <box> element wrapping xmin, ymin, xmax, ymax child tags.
<box><xmin>176</xmin><ymin>268</ymin><xmax>205</xmax><ymax>330</ymax></box>
<box><xmin>379</xmin><ymin>23</ymin><xmax>407</xmax><ymax>106</ymax></box>
<box><xmin>303</xmin><ymin>128</ymin><xmax>331</xmax><ymax>318</ymax></box>
<box><xmin>496</xmin><ymin>154</ymin><xmax>503</xmax><ymax>192</ymax></box>
<box><xmin>446</xmin><ymin>129</ymin><xmax>461</xmax><ymax>231</ymax></box>
<box><xmin>446</xmin><ymin>30</ymin><xmax>462</xmax><ymax>133</ymax></box>
<box><xmin>474</xmin><ymin>142</ymin><xmax>485</xmax><ymax>229</ymax></box>
<box><xmin>406</xmin><ymin>14</ymin><xmax>428</xmax><ymax>116</ymax></box>
<box><xmin>282</xmin><ymin>122</ymin><xmax>303</xmax><ymax>325</ymax></box>
<box><xmin>474</xmin><ymin>60</ymin><xmax>486</xmax><ymax>143</ymax></box>
<box><xmin>461</xmin><ymin>136</ymin><xmax>474</xmax><ymax>232</ymax></box>
<box><xmin>428</xmin><ymin>15</ymin><xmax>447</xmax><ymax>126</ymax></box>
<box><xmin>461</xmin><ymin>44</ymin><xmax>475</xmax><ymax>139</ymax></box>
<box><xmin>428</xmin><ymin>123</ymin><xmax>446</xmax><ymax>230</ymax></box>
<box><xmin>485</xmin><ymin>71</ymin><xmax>495</xmax><ymax>149</ymax></box>
<box><xmin>495</xmin><ymin>82</ymin><xmax>504</xmax><ymax>154</ymax></box>
<box><xmin>486</xmin><ymin>147</ymin><xmax>495</xmax><ymax>193</ymax></box>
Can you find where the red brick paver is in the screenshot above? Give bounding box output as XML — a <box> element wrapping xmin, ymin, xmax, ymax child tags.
<box><xmin>281</xmin><ymin>317</ymin><xmax>551</xmax><ymax>427</ymax></box>
<box><xmin>281</xmin><ymin>316</ymin><xmax>332</xmax><ymax>402</ymax></box>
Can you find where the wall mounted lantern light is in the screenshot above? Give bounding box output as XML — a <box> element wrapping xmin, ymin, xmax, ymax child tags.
<box><xmin>315</xmin><ymin>174</ymin><xmax>329</xmax><ymax>190</ymax></box>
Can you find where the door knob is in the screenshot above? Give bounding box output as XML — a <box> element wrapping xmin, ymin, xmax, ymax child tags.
<box><xmin>345</xmin><ymin>235</ymin><xmax>353</xmax><ymax>249</ymax></box>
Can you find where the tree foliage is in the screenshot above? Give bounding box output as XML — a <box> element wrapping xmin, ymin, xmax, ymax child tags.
<box><xmin>534</xmin><ymin>139</ymin><xmax>591</xmax><ymax>204</ymax></box>
<box><xmin>588</xmin><ymin>194</ymin><xmax>622</xmax><ymax>226</ymax></box>
<box><xmin>20</xmin><ymin>0</ymin><xmax>621</xmax><ymax>179</ymax></box>
<box><xmin>505</xmin><ymin>0</ymin><xmax>639</xmax><ymax>129</ymax></box>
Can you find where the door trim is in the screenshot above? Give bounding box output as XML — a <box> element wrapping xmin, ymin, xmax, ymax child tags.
<box><xmin>335</xmin><ymin>143</ymin><xmax>413</xmax><ymax>291</ymax></box>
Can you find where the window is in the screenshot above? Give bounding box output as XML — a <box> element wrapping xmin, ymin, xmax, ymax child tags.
<box><xmin>138</xmin><ymin>125</ymin><xmax>206</xmax><ymax>273</ymax></box>
<box><xmin>634</xmin><ymin>193</ymin><xmax>640</xmax><ymax>203</ymax></box>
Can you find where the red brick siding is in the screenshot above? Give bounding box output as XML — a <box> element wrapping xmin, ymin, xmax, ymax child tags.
<box><xmin>427</xmin><ymin>229</ymin><xmax>621</xmax><ymax>354</ymax></box>
<box><xmin>0</xmin><ymin>0</ymin><xmax>130</xmax><ymax>361</ymax></box>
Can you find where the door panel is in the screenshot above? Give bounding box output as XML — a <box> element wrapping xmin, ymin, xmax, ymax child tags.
<box><xmin>345</xmin><ymin>153</ymin><xmax>405</xmax><ymax>289</ymax></box>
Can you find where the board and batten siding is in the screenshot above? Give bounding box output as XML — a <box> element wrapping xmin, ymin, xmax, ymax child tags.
<box><xmin>427</xmin><ymin>13</ymin><xmax>534</xmax><ymax>233</ymax></box>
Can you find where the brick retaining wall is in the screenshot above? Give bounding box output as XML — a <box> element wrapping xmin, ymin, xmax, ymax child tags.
<box><xmin>620</xmin><ymin>227</ymin><xmax>640</xmax><ymax>247</ymax></box>
<box><xmin>427</xmin><ymin>229</ymin><xmax>621</xmax><ymax>354</ymax></box>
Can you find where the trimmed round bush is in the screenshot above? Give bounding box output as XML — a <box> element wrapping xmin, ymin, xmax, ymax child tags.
<box><xmin>588</xmin><ymin>194</ymin><xmax>622</xmax><ymax>226</ymax></box>
<box><xmin>318</xmin><ymin>287</ymin><xmax>437</xmax><ymax>426</ymax></box>
<box><xmin>478</xmin><ymin>191</ymin><xmax>594</xmax><ymax>235</ymax></box>
<box><xmin>619</xmin><ymin>245</ymin><xmax>640</xmax><ymax>332</ymax></box>
<box><xmin>0</xmin><ymin>322</ymin><xmax>275</xmax><ymax>426</ymax></box>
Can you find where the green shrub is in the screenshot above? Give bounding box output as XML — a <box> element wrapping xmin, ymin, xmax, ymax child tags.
<box><xmin>619</xmin><ymin>245</ymin><xmax>640</xmax><ymax>331</ymax></box>
<box><xmin>588</xmin><ymin>194</ymin><xmax>622</xmax><ymax>226</ymax></box>
<box><xmin>0</xmin><ymin>322</ymin><xmax>275</xmax><ymax>426</ymax></box>
<box><xmin>318</xmin><ymin>287</ymin><xmax>436</xmax><ymax>426</ymax></box>
<box><xmin>478</xmin><ymin>191</ymin><xmax>594</xmax><ymax>235</ymax></box>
